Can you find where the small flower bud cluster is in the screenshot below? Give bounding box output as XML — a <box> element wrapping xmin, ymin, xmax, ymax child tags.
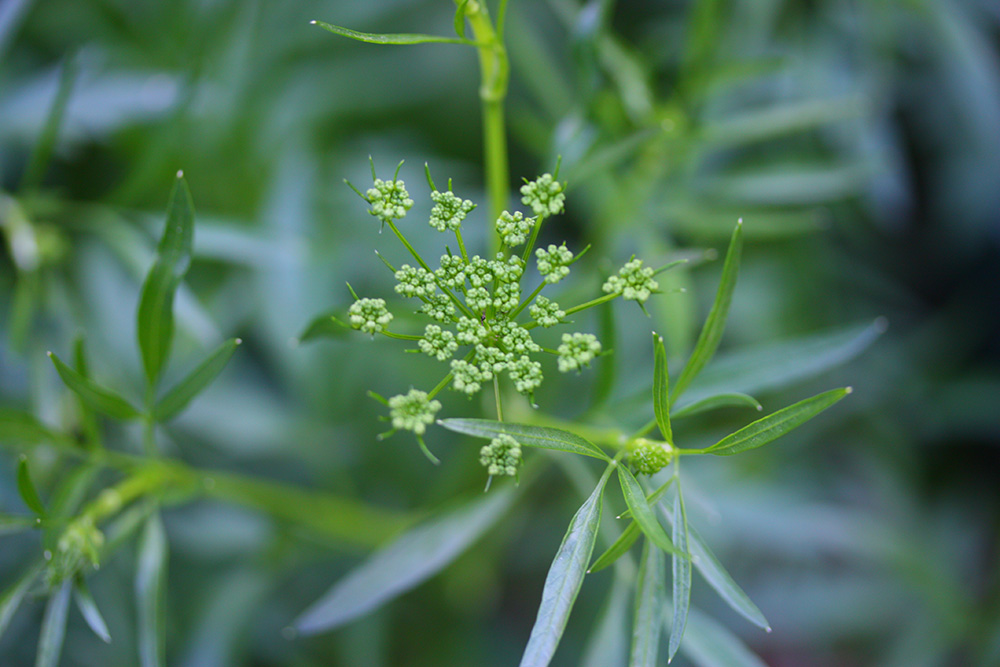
<box><xmin>47</xmin><ymin>516</ymin><xmax>104</xmax><ymax>585</ymax></box>
<box><xmin>627</xmin><ymin>438</ymin><xmax>673</xmax><ymax>475</ymax></box>
<box><xmin>366</xmin><ymin>178</ymin><xmax>413</xmax><ymax>225</ymax></box>
<box><xmin>419</xmin><ymin>325</ymin><xmax>458</xmax><ymax>361</ymax></box>
<box><xmin>349</xmin><ymin>298</ymin><xmax>393</xmax><ymax>334</ymax></box>
<box><xmin>480</xmin><ymin>434</ymin><xmax>522</xmax><ymax>477</ymax></box>
<box><xmin>536</xmin><ymin>244</ymin><xmax>573</xmax><ymax>284</ymax></box>
<box><xmin>529</xmin><ymin>296</ymin><xmax>564</xmax><ymax>328</ymax></box>
<box><xmin>394</xmin><ymin>265</ymin><xmax>437</xmax><ymax>298</ymax></box>
<box><xmin>388</xmin><ymin>389</ymin><xmax>441</xmax><ymax>435</ymax></box>
<box><xmin>429</xmin><ymin>190</ymin><xmax>475</xmax><ymax>231</ymax></box>
<box><xmin>496</xmin><ymin>210</ymin><xmax>535</xmax><ymax>247</ymax></box>
<box><xmin>557</xmin><ymin>333</ymin><xmax>602</xmax><ymax>372</ymax></box>
<box><xmin>450</xmin><ymin>358</ymin><xmax>491</xmax><ymax>394</ymax></box>
<box><xmin>521</xmin><ymin>173</ymin><xmax>565</xmax><ymax>217</ymax></box>
<box><xmin>420</xmin><ymin>294</ymin><xmax>455</xmax><ymax>322</ymax></box>
<box><xmin>436</xmin><ymin>254</ymin><xmax>466</xmax><ymax>287</ymax></box>
<box><xmin>508</xmin><ymin>356</ymin><xmax>543</xmax><ymax>396</ymax></box>
<box><xmin>603</xmin><ymin>258</ymin><xmax>658</xmax><ymax>304</ymax></box>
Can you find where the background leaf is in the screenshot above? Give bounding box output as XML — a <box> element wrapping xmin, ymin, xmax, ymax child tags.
<box><xmin>653</xmin><ymin>333</ymin><xmax>672</xmax><ymax>442</ymax></box>
<box><xmin>0</xmin><ymin>562</ymin><xmax>43</xmax><ymax>641</ymax></box>
<box><xmin>629</xmin><ymin>539</ymin><xmax>664</xmax><ymax>667</ymax></box>
<box><xmin>17</xmin><ymin>456</ymin><xmax>46</xmax><ymax>516</ymax></box>
<box><xmin>35</xmin><ymin>580</ymin><xmax>71</xmax><ymax>667</ymax></box>
<box><xmin>669</xmin><ymin>485</ymin><xmax>691</xmax><ymax>662</ymax></box>
<box><xmin>311</xmin><ymin>20</ymin><xmax>477</xmax><ymax>46</ymax></box>
<box><xmin>136</xmin><ymin>512</ymin><xmax>168</xmax><ymax>667</ymax></box>
<box><xmin>154</xmin><ymin>338</ymin><xmax>241</xmax><ymax>421</ymax></box>
<box><xmin>671</xmin><ymin>392</ymin><xmax>762</xmax><ymax>420</ymax></box>
<box><xmin>580</xmin><ymin>574</ymin><xmax>630</xmax><ymax>667</ymax></box>
<box><xmin>74</xmin><ymin>578</ymin><xmax>112</xmax><ymax>643</ymax></box>
<box><xmin>296</xmin><ymin>486</ymin><xmax>516</xmax><ymax>634</ymax></box>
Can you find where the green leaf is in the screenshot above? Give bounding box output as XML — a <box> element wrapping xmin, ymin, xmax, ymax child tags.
<box><xmin>440</xmin><ymin>419</ymin><xmax>611</xmax><ymax>461</ymax></box>
<box><xmin>20</xmin><ymin>54</ymin><xmax>77</xmax><ymax>193</ymax></box>
<box><xmin>590</xmin><ymin>299</ymin><xmax>617</xmax><ymax>410</ymax></box>
<box><xmin>74</xmin><ymin>577</ymin><xmax>111</xmax><ymax>643</ymax></box>
<box><xmin>519</xmin><ymin>466</ymin><xmax>611</xmax><ymax>667</ymax></box>
<box><xmin>48</xmin><ymin>464</ymin><xmax>100</xmax><ymax>520</ymax></box>
<box><xmin>580</xmin><ymin>575</ymin><xmax>630</xmax><ymax>667</ymax></box>
<box><xmin>653</xmin><ymin>333</ymin><xmax>672</xmax><ymax>443</ymax></box>
<box><xmin>17</xmin><ymin>456</ymin><xmax>46</xmax><ymax>517</ymax></box>
<box><xmin>294</xmin><ymin>312</ymin><xmax>351</xmax><ymax>344</ymax></box>
<box><xmin>35</xmin><ymin>580</ymin><xmax>72</xmax><ymax>667</ymax></box>
<box><xmin>672</xmin><ymin>220</ymin><xmax>743</xmax><ymax>401</ymax></box>
<box><xmin>671</xmin><ymin>392</ymin><xmax>762</xmax><ymax>420</ymax></box>
<box><xmin>137</xmin><ymin>172</ymin><xmax>195</xmax><ymax>387</ymax></box>
<box><xmin>0</xmin><ymin>408</ymin><xmax>60</xmax><ymax>445</ymax></box>
<box><xmin>589</xmin><ymin>520</ymin><xmax>641</xmax><ymax>574</ymax></box>
<box><xmin>310</xmin><ymin>20</ymin><xmax>477</xmax><ymax>46</ymax></box>
<box><xmin>629</xmin><ymin>539</ymin><xmax>665</xmax><ymax>667</ymax></box>
<box><xmin>705</xmin><ymin>387</ymin><xmax>851</xmax><ymax>456</ymax></box>
<box><xmin>617</xmin><ymin>466</ymin><xmax>684</xmax><ymax>558</ymax></box>
<box><xmin>296</xmin><ymin>487</ymin><xmax>516</xmax><ymax>634</ymax></box>
<box><xmin>668</xmin><ymin>486</ymin><xmax>691</xmax><ymax>662</ymax></box>
<box><xmin>687</xmin><ymin>524</ymin><xmax>769</xmax><ymax>631</ymax></box>
<box><xmin>617</xmin><ymin>476</ymin><xmax>675</xmax><ymax>521</ymax></box>
<box><xmin>0</xmin><ymin>562</ymin><xmax>43</xmax><ymax>641</ymax></box>
<box><xmin>453</xmin><ymin>0</ymin><xmax>469</xmax><ymax>38</ymax></box>
<box><xmin>684</xmin><ymin>320</ymin><xmax>884</xmax><ymax>403</ymax></box>
<box><xmin>49</xmin><ymin>352</ymin><xmax>141</xmax><ymax>420</ymax></box>
<box><xmin>154</xmin><ymin>338</ymin><xmax>241</xmax><ymax>421</ymax></box>
<box><xmin>680</xmin><ymin>609</ymin><xmax>770</xmax><ymax>667</ymax></box>
<box><xmin>136</xmin><ymin>512</ymin><xmax>168</xmax><ymax>667</ymax></box>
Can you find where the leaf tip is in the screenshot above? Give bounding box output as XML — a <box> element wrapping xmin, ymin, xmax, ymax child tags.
<box><xmin>845</xmin><ymin>386</ymin><xmax>854</xmax><ymax>394</ymax></box>
<box><xmin>235</xmin><ymin>338</ymin><xmax>243</xmax><ymax>345</ymax></box>
<box><xmin>176</xmin><ymin>169</ymin><xmax>184</xmax><ymax>179</ymax></box>
<box><xmin>309</xmin><ymin>20</ymin><xmax>317</xmax><ymax>25</ymax></box>
<box><xmin>46</xmin><ymin>350</ymin><xmax>53</xmax><ymax>358</ymax></box>
<box><xmin>737</xmin><ymin>217</ymin><xmax>743</xmax><ymax>226</ymax></box>
<box><xmin>19</xmin><ymin>452</ymin><xmax>27</xmax><ymax>461</ymax></box>
<box><xmin>766</xmin><ymin>626</ymin><xmax>773</xmax><ymax>633</ymax></box>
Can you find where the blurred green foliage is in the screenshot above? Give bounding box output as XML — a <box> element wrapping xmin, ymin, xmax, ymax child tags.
<box><xmin>1</xmin><ymin>0</ymin><xmax>998</xmax><ymax>665</ymax></box>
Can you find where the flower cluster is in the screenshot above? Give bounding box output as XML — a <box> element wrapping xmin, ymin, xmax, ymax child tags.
<box><xmin>603</xmin><ymin>257</ymin><xmax>658</xmax><ymax>304</ymax></box>
<box><xmin>388</xmin><ymin>389</ymin><xmax>441</xmax><ymax>436</ymax></box>
<box><xmin>480</xmin><ymin>434</ymin><xmax>522</xmax><ymax>477</ymax></box>
<box><xmin>341</xmin><ymin>162</ymin><xmax>666</xmax><ymax>468</ymax></box>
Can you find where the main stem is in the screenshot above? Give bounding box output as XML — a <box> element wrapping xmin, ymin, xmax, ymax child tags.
<box><xmin>463</xmin><ymin>1</ymin><xmax>510</xmax><ymax>258</ymax></box>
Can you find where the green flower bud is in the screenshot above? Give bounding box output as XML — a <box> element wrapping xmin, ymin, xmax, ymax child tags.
<box><xmin>429</xmin><ymin>190</ymin><xmax>475</xmax><ymax>231</ymax></box>
<box><xmin>479</xmin><ymin>434</ymin><xmax>522</xmax><ymax>477</ymax></box>
<box><xmin>349</xmin><ymin>298</ymin><xmax>393</xmax><ymax>334</ymax></box>
<box><xmin>602</xmin><ymin>258</ymin><xmax>658</xmax><ymax>304</ymax></box>
<box><xmin>395</xmin><ymin>264</ymin><xmax>437</xmax><ymax>298</ymax></box>
<box><xmin>388</xmin><ymin>389</ymin><xmax>441</xmax><ymax>435</ymax></box>
<box><xmin>627</xmin><ymin>438</ymin><xmax>674</xmax><ymax>475</ymax></box>
<box><xmin>419</xmin><ymin>324</ymin><xmax>458</xmax><ymax>361</ymax></box>
<box><xmin>536</xmin><ymin>243</ymin><xmax>573</xmax><ymax>284</ymax></box>
<box><xmin>451</xmin><ymin>358</ymin><xmax>489</xmax><ymax>394</ymax></box>
<box><xmin>557</xmin><ymin>332</ymin><xmax>601</xmax><ymax>373</ymax></box>
<box><xmin>529</xmin><ymin>296</ymin><xmax>564</xmax><ymax>328</ymax></box>
<box><xmin>508</xmin><ymin>355</ymin><xmax>543</xmax><ymax>396</ymax></box>
<box><xmin>520</xmin><ymin>173</ymin><xmax>565</xmax><ymax>217</ymax></box>
<box><xmin>496</xmin><ymin>210</ymin><xmax>535</xmax><ymax>247</ymax></box>
<box><xmin>366</xmin><ymin>178</ymin><xmax>413</xmax><ymax>225</ymax></box>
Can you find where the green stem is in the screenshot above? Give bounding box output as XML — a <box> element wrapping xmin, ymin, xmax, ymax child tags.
<box><xmin>563</xmin><ymin>292</ymin><xmax>618</xmax><ymax>318</ymax></box>
<box><xmin>381</xmin><ymin>330</ymin><xmax>424</xmax><ymax>342</ymax></box>
<box><xmin>454</xmin><ymin>228</ymin><xmax>470</xmax><ymax>263</ymax></box>
<box><xmin>462</xmin><ymin>0</ymin><xmax>510</xmax><ymax>256</ymax></box>
<box><xmin>493</xmin><ymin>375</ymin><xmax>504</xmax><ymax>421</ymax></box>
<box><xmin>510</xmin><ymin>280</ymin><xmax>546</xmax><ymax>320</ymax></box>
<box><xmin>427</xmin><ymin>371</ymin><xmax>454</xmax><ymax>400</ymax></box>
<box><xmin>521</xmin><ymin>213</ymin><xmax>546</xmax><ymax>264</ymax></box>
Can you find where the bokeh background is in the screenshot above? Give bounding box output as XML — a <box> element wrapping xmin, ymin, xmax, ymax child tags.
<box><xmin>2</xmin><ymin>0</ymin><xmax>999</xmax><ymax>665</ymax></box>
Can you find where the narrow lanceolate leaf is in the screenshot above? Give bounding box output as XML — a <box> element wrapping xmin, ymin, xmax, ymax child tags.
<box><xmin>296</xmin><ymin>487</ymin><xmax>516</xmax><ymax>634</ymax></box>
<box><xmin>74</xmin><ymin>578</ymin><xmax>111</xmax><ymax>643</ymax></box>
<box><xmin>440</xmin><ymin>419</ymin><xmax>610</xmax><ymax>461</ymax></box>
<box><xmin>680</xmin><ymin>609</ymin><xmax>770</xmax><ymax>667</ymax></box>
<box><xmin>0</xmin><ymin>562</ymin><xmax>43</xmax><ymax>640</ymax></box>
<box><xmin>672</xmin><ymin>220</ymin><xmax>743</xmax><ymax>401</ymax></box>
<box><xmin>0</xmin><ymin>408</ymin><xmax>61</xmax><ymax>445</ymax></box>
<box><xmin>580</xmin><ymin>575</ymin><xmax>630</xmax><ymax>667</ymax></box>
<box><xmin>589</xmin><ymin>521</ymin><xmax>641</xmax><ymax>574</ymax></box>
<box><xmin>311</xmin><ymin>20</ymin><xmax>478</xmax><ymax>45</ymax></box>
<box><xmin>617</xmin><ymin>467</ymin><xmax>684</xmax><ymax>558</ymax></box>
<box><xmin>668</xmin><ymin>488</ymin><xmax>691</xmax><ymax>663</ymax></box>
<box><xmin>453</xmin><ymin>0</ymin><xmax>469</xmax><ymax>39</ymax></box>
<box><xmin>294</xmin><ymin>312</ymin><xmax>351</xmax><ymax>345</ymax></box>
<box><xmin>629</xmin><ymin>540</ymin><xmax>665</xmax><ymax>667</ymax></box>
<box><xmin>136</xmin><ymin>512</ymin><xmax>168</xmax><ymax>667</ymax></box>
<box><xmin>671</xmin><ymin>392</ymin><xmax>762</xmax><ymax>420</ymax></box>
<box><xmin>705</xmin><ymin>387</ymin><xmax>851</xmax><ymax>456</ymax></box>
<box><xmin>653</xmin><ymin>333</ymin><xmax>672</xmax><ymax>443</ymax></box>
<box><xmin>687</xmin><ymin>524</ymin><xmax>769</xmax><ymax>631</ymax></box>
<box><xmin>17</xmin><ymin>457</ymin><xmax>46</xmax><ymax>516</ymax></box>
<box><xmin>35</xmin><ymin>580</ymin><xmax>71</xmax><ymax>667</ymax></box>
<box><xmin>137</xmin><ymin>173</ymin><xmax>194</xmax><ymax>387</ymax></box>
<box><xmin>520</xmin><ymin>467</ymin><xmax>612</xmax><ymax>667</ymax></box>
<box><xmin>49</xmin><ymin>352</ymin><xmax>142</xmax><ymax>420</ymax></box>
<box><xmin>154</xmin><ymin>338</ymin><xmax>241</xmax><ymax>421</ymax></box>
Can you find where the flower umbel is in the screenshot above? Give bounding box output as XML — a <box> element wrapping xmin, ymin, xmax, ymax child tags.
<box><xmin>557</xmin><ymin>333</ymin><xmax>602</xmax><ymax>373</ymax></box>
<box><xmin>627</xmin><ymin>437</ymin><xmax>674</xmax><ymax>475</ymax></box>
<box><xmin>480</xmin><ymin>434</ymin><xmax>522</xmax><ymax>477</ymax></box>
<box><xmin>388</xmin><ymin>389</ymin><xmax>441</xmax><ymax>436</ymax></box>
<box><xmin>349</xmin><ymin>298</ymin><xmax>393</xmax><ymax>335</ymax></box>
<box><xmin>603</xmin><ymin>258</ymin><xmax>658</xmax><ymax>304</ymax></box>
<box><xmin>366</xmin><ymin>178</ymin><xmax>413</xmax><ymax>226</ymax></box>
<box><xmin>520</xmin><ymin>173</ymin><xmax>565</xmax><ymax>217</ymax></box>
